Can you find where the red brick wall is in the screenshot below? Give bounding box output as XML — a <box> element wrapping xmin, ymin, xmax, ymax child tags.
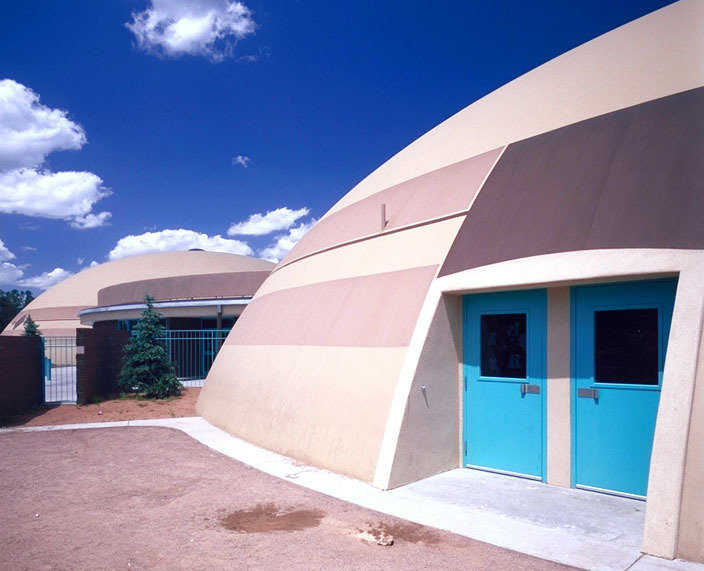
<box><xmin>0</xmin><ymin>336</ymin><xmax>42</xmax><ymax>419</ymax></box>
<box><xmin>76</xmin><ymin>324</ymin><xmax>129</xmax><ymax>404</ymax></box>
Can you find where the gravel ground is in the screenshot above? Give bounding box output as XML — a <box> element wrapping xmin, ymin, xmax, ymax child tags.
<box><xmin>0</xmin><ymin>427</ymin><xmax>578</xmax><ymax>570</ymax></box>
<box><xmin>2</xmin><ymin>388</ymin><xmax>200</xmax><ymax>427</ymax></box>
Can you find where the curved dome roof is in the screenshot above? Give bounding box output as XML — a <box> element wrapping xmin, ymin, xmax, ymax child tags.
<box><xmin>197</xmin><ymin>0</ymin><xmax>704</xmax><ymax>488</ymax></box>
<box><xmin>3</xmin><ymin>251</ymin><xmax>274</xmax><ymax>336</ymax></box>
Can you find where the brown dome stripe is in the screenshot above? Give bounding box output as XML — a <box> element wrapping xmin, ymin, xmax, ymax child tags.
<box><xmin>440</xmin><ymin>87</ymin><xmax>704</xmax><ymax>276</ymax></box>
<box><xmin>97</xmin><ymin>271</ymin><xmax>271</xmax><ymax>306</ymax></box>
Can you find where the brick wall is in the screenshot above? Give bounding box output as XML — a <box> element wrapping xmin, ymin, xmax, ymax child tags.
<box><xmin>76</xmin><ymin>323</ymin><xmax>129</xmax><ymax>404</ymax></box>
<box><xmin>0</xmin><ymin>336</ymin><xmax>42</xmax><ymax>419</ymax></box>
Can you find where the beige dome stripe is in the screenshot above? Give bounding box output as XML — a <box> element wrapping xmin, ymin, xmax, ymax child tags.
<box><xmin>257</xmin><ymin>216</ymin><xmax>464</xmax><ymax>298</ymax></box>
<box><xmin>197</xmin><ymin>344</ymin><xmax>407</xmax><ymax>482</ymax></box>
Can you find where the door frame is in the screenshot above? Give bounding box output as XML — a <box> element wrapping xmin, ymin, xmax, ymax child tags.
<box><xmin>569</xmin><ymin>278</ymin><xmax>677</xmax><ymax>495</ymax></box>
<box><xmin>462</xmin><ymin>288</ymin><xmax>548</xmax><ymax>481</ymax></box>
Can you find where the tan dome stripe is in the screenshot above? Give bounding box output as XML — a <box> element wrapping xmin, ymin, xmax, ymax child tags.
<box><xmin>196</xmin><ymin>344</ymin><xmax>405</xmax><ymax>482</ymax></box>
<box><xmin>257</xmin><ymin>217</ymin><xmax>462</xmax><ymax>298</ymax></box>
<box><xmin>10</xmin><ymin>306</ymin><xmax>88</xmax><ymax>326</ymax></box>
<box><xmin>227</xmin><ymin>266</ymin><xmax>437</xmax><ymax>347</ymax></box>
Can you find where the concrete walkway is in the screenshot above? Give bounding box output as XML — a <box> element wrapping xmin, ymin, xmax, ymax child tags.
<box><xmin>3</xmin><ymin>417</ymin><xmax>702</xmax><ymax>571</ymax></box>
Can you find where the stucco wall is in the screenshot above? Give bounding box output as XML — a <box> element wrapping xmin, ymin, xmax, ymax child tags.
<box><xmin>677</xmin><ymin>330</ymin><xmax>704</xmax><ymax>561</ymax></box>
<box><xmin>386</xmin><ymin>295</ymin><xmax>462</xmax><ymax>488</ymax></box>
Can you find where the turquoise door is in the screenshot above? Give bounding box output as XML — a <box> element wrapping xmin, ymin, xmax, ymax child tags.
<box><xmin>463</xmin><ymin>289</ymin><xmax>547</xmax><ymax>479</ymax></box>
<box><xmin>572</xmin><ymin>279</ymin><xmax>677</xmax><ymax>497</ymax></box>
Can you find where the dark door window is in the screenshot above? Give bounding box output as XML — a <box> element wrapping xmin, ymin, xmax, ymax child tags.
<box><xmin>480</xmin><ymin>313</ymin><xmax>527</xmax><ymax>378</ymax></box>
<box><xmin>594</xmin><ymin>308</ymin><xmax>658</xmax><ymax>384</ymax></box>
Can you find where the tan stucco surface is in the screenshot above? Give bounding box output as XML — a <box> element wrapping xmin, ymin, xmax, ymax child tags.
<box><xmin>197</xmin><ymin>344</ymin><xmax>406</xmax><ymax>481</ymax></box>
<box><xmin>677</xmin><ymin>331</ymin><xmax>704</xmax><ymax>561</ymax></box>
<box><xmin>328</xmin><ymin>0</ymin><xmax>704</xmax><ymax>215</ymax></box>
<box><xmin>258</xmin><ymin>216</ymin><xmax>464</xmax><ymax>297</ymax></box>
<box><xmin>546</xmin><ymin>287</ymin><xmax>571</xmax><ymax>487</ymax></box>
<box><xmin>386</xmin><ymin>295</ymin><xmax>462</xmax><ymax>488</ymax></box>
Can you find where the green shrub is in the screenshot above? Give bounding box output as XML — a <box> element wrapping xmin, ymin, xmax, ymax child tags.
<box><xmin>23</xmin><ymin>314</ymin><xmax>40</xmax><ymax>337</ymax></box>
<box><xmin>117</xmin><ymin>295</ymin><xmax>181</xmax><ymax>399</ymax></box>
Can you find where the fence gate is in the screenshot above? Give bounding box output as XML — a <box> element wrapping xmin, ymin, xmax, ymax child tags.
<box><xmin>158</xmin><ymin>329</ymin><xmax>230</xmax><ymax>387</ymax></box>
<box><xmin>42</xmin><ymin>336</ymin><xmax>77</xmax><ymax>403</ymax></box>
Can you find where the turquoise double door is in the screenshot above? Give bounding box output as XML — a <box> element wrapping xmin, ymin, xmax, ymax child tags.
<box><xmin>463</xmin><ymin>279</ymin><xmax>676</xmax><ymax>496</ymax></box>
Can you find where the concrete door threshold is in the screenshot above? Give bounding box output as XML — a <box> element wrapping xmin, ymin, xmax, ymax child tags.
<box><xmin>3</xmin><ymin>417</ymin><xmax>702</xmax><ymax>571</ymax></box>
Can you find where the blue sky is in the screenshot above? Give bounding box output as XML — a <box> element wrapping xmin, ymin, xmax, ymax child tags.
<box><xmin>0</xmin><ymin>0</ymin><xmax>674</xmax><ymax>290</ymax></box>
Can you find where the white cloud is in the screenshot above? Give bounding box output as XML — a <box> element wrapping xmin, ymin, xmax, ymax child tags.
<box><xmin>21</xmin><ymin>245</ymin><xmax>36</xmax><ymax>252</ymax></box>
<box><xmin>0</xmin><ymin>80</ymin><xmax>111</xmax><ymax>228</ymax></box>
<box><xmin>77</xmin><ymin>257</ymin><xmax>84</xmax><ymax>265</ymax></box>
<box><xmin>126</xmin><ymin>0</ymin><xmax>256</xmax><ymax>62</ymax></box>
<box><xmin>0</xmin><ymin>238</ymin><xmax>15</xmax><ymax>261</ymax></box>
<box><xmin>259</xmin><ymin>219</ymin><xmax>316</xmax><ymax>263</ymax></box>
<box><xmin>108</xmin><ymin>228</ymin><xmax>253</xmax><ymax>260</ymax></box>
<box><xmin>18</xmin><ymin>267</ymin><xmax>73</xmax><ymax>290</ymax></box>
<box><xmin>232</xmin><ymin>154</ymin><xmax>251</xmax><ymax>167</ymax></box>
<box><xmin>0</xmin><ymin>168</ymin><xmax>110</xmax><ymax>225</ymax></box>
<box><xmin>0</xmin><ymin>79</ymin><xmax>86</xmax><ymax>171</ymax></box>
<box><xmin>228</xmin><ymin>206</ymin><xmax>309</xmax><ymax>236</ymax></box>
<box><xmin>89</xmin><ymin>260</ymin><xmax>99</xmax><ymax>267</ymax></box>
<box><xmin>70</xmin><ymin>211</ymin><xmax>112</xmax><ymax>229</ymax></box>
<box><xmin>0</xmin><ymin>262</ymin><xmax>24</xmax><ymax>285</ymax></box>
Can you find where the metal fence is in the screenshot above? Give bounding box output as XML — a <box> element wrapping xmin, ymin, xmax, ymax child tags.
<box><xmin>42</xmin><ymin>336</ymin><xmax>77</xmax><ymax>403</ymax></box>
<box><xmin>157</xmin><ymin>329</ymin><xmax>230</xmax><ymax>386</ymax></box>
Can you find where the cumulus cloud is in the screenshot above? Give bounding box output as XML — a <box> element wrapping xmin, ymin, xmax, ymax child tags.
<box><xmin>89</xmin><ymin>260</ymin><xmax>99</xmax><ymax>267</ymax></box>
<box><xmin>228</xmin><ymin>206</ymin><xmax>309</xmax><ymax>236</ymax></box>
<box><xmin>0</xmin><ymin>79</ymin><xmax>86</xmax><ymax>170</ymax></box>
<box><xmin>18</xmin><ymin>267</ymin><xmax>73</xmax><ymax>289</ymax></box>
<box><xmin>232</xmin><ymin>154</ymin><xmax>251</xmax><ymax>167</ymax></box>
<box><xmin>0</xmin><ymin>262</ymin><xmax>24</xmax><ymax>285</ymax></box>
<box><xmin>0</xmin><ymin>80</ymin><xmax>111</xmax><ymax>228</ymax></box>
<box><xmin>0</xmin><ymin>238</ymin><xmax>16</xmax><ymax>261</ymax></box>
<box><xmin>0</xmin><ymin>260</ymin><xmax>71</xmax><ymax>290</ymax></box>
<box><xmin>259</xmin><ymin>219</ymin><xmax>316</xmax><ymax>263</ymax></box>
<box><xmin>108</xmin><ymin>228</ymin><xmax>253</xmax><ymax>260</ymax></box>
<box><xmin>126</xmin><ymin>0</ymin><xmax>256</xmax><ymax>62</ymax></box>
<box><xmin>0</xmin><ymin>168</ymin><xmax>109</xmax><ymax>222</ymax></box>
<box><xmin>70</xmin><ymin>211</ymin><xmax>112</xmax><ymax>229</ymax></box>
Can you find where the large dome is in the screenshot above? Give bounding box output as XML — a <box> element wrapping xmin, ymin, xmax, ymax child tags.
<box><xmin>198</xmin><ymin>1</ymin><xmax>704</xmax><ymax>563</ymax></box>
<box><xmin>3</xmin><ymin>251</ymin><xmax>274</xmax><ymax>336</ymax></box>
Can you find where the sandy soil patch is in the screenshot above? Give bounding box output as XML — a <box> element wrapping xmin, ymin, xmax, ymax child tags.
<box><xmin>1</xmin><ymin>388</ymin><xmax>200</xmax><ymax>427</ymax></box>
<box><xmin>0</xmin><ymin>427</ymin><xmax>577</xmax><ymax>570</ymax></box>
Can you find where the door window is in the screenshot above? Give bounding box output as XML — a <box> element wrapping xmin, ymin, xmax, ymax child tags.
<box><xmin>594</xmin><ymin>308</ymin><xmax>658</xmax><ymax>385</ymax></box>
<box><xmin>480</xmin><ymin>313</ymin><xmax>527</xmax><ymax>378</ymax></box>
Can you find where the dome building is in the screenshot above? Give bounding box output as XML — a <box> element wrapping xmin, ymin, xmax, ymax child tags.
<box><xmin>197</xmin><ymin>1</ymin><xmax>704</xmax><ymax>563</ymax></box>
<box><xmin>3</xmin><ymin>250</ymin><xmax>274</xmax><ymax>337</ymax></box>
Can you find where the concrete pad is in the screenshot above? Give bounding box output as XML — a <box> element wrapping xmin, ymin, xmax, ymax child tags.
<box><xmin>632</xmin><ymin>556</ymin><xmax>704</xmax><ymax>570</ymax></box>
<box><xmin>3</xmin><ymin>416</ymin><xmax>703</xmax><ymax>571</ymax></box>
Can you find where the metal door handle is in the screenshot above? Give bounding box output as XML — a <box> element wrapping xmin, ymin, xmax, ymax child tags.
<box><xmin>520</xmin><ymin>383</ymin><xmax>540</xmax><ymax>395</ymax></box>
<box><xmin>577</xmin><ymin>388</ymin><xmax>599</xmax><ymax>399</ymax></box>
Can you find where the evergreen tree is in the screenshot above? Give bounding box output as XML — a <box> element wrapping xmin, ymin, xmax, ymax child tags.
<box><xmin>23</xmin><ymin>314</ymin><xmax>40</xmax><ymax>337</ymax></box>
<box><xmin>117</xmin><ymin>295</ymin><xmax>181</xmax><ymax>398</ymax></box>
<box><xmin>0</xmin><ymin>289</ymin><xmax>35</xmax><ymax>330</ymax></box>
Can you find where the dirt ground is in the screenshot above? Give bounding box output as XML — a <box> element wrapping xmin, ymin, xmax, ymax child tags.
<box><xmin>1</xmin><ymin>388</ymin><xmax>200</xmax><ymax>427</ymax></box>
<box><xmin>0</xmin><ymin>427</ymin><xmax>577</xmax><ymax>570</ymax></box>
